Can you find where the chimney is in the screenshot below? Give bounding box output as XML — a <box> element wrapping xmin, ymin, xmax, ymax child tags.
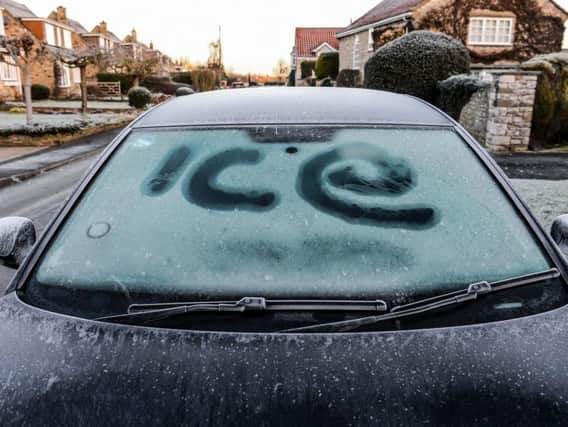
<box><xmin>149</xmin><ymin>41</ymin><xmax>154</xmax><ymax>50</ymax></box>
<box><xmin>99</xmin><ymin>21</ymin><xmax>108</xmax><ymax>33</ymax></box>
<box><xmin>56</xmin><ymin>6</ymin><xmax>67</xmax><ymax>23</ymax></box>
<box><xmin>131</xmin><ymin>28</ymin><xmax>137</xmax><ymax>42</ymax></box>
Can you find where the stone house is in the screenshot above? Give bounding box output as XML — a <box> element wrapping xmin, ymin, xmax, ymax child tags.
<box><xmin>291</xmin><ymin>27</ymin><xmax>341</xmax><ymax>85</ymax></box>
<box><xmin>337</xmin><ymin>0</ymin><xmax>568</xmax><ymax>79</ymax></box>
<box><xmin>0</xmin><ymin>0</ymin><xmax>36</xmax><ymax>101</ymax></box>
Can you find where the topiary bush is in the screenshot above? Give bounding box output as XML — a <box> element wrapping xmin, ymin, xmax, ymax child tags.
<box><xmin>171</xmin><ymin>72</ymin><xmax>193</xmax><ymax>85</ymax></box>
<box><xmin>97</xmin><ymin>73</ymin><xmax>135</xmax><ymax>94</ymax></box>
<box><xmin>128</xmin><ymin>86</ymin><xmax>152</xmax><ymax>109</ymax></box>
<box><xmin>176</xmin><ymin>87</ymin><xmax>194</xmax><ymax>97</ymax></box>
<box><xmin>523</xmin><ymin>52</ymin><xmax>568</xmax><ymax>147</ymax></box>
<box><xmin>287</xmin><ymin>70</ymin><xmax>295</xmax><ymax>87</ymax></box>
<box><xmin>336</xmin><ymin>69</ymin><xmax>361</xmax><ymax>88</ymax></box>
<box><xmin>364</xmin><ymin>31</ymin><xmax>470</xmax><ymax>104</ymax></box>
<box><xmin>31</xmin><ymin>84</ymin><xmax>50</xmax><ymax>100</ymax></box>
<box><xmin>300</xmin><ymin>61</ymin><xmax>316</xmax><ymax>79</ymax></box>
<box><xmin>315</xmin><ymin>52</ymin><xmax>339</xmax><ymax>80</ymax></box>
<box><xmin>140</xmin><ymin>75</ymin><xmax>192</xmax><ymax>95</ymax></box>
<box><xmin>437</xmin><ymin>75</ymin><xmax>490</xmax><ymax>120</ymax></box>
<box><xmin>191</xmin><ymin>70</ymin><xmax>217</xmax><ymax>92</ymax></box>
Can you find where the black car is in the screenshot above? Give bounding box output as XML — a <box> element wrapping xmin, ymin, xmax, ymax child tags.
<box><xmin>1</xmin><ymin>88</ymin><xmax>567</xmax><ymax>426</ymax></box>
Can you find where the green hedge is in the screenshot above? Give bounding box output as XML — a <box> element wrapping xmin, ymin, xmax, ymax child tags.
<box><xmin>171</xmin><ymin>72</ymin><xmax>193</xmax><ymax>85</ymax></box>
<box><xmin>191</xmin><ymin>70</ymin><xmax>217</xmax><ymax>92</ymax></box>
<box><xmin>128</xmin><ymin>86</ymin><xmax>152</xmax><ymax>109</ymax></box>
<box><xmin>300</xmin><ymin>61</ymin><xmax>316</xmax><ymax>79</ymax></box>
<box><xmin>287</xmin><ymin>70</ymin><xmax>295</xmax><ymax>87</ymax></box>
<box><xmin>523</xmin><ymin>53</ymin><xmax>568</xmax><ymax>146</ymax></box>
<box><xmin>364</xmin><ymin>31</ymin><xmax>470</xmax><ymax>104</ymax></box>
<box><xmin>315</xmin><ymin>52</ymin><xmax>339</xmax><ymax>80</ymax></box>
<box><xmin>140</xmin><ymin>75</ymin><xmax>191</xmax><ymax>95</ymax></box>
<box><xmin>97</xmin><ymin>73</ymin><xmax>135</xmax><ymax>94</ymax></box>
<box><xmin>437</xmin><ymin>75</ymin><xmax>490</xmax><ymax>120</ymax></box>
<box><xmin>336</xmin><ymin>69</ymin><xmax>361</xmax><ymax>88</ymax></box>
<box><xmin>31</xmin><ymin>84</ymin><xmax>50</xmax><ymax>100</ymax></box>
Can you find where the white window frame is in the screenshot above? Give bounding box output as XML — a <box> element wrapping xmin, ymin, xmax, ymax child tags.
<box><xmin>0</xmin><ymin>9</ymin><xmax>6</xmax><ymax>37</ymax></box>
<box><xmin>468</xmin><ymin>17</ymin><xmax>514</xmax><ymax>46</ymax></box>
<box><xmin>63</xmin><ymin>30</ymin><xmax>72</xmax><ymax>49</ymax></box>
<box><xmin>72</xmin><ymin>67</ymin><xmax>81</xmax><ymax>83</ymax></box>
<box><xmin>58</xmin><ymin>63</ymin><xmax>71</xmax><ymax>88</ymax></box>
<box><xmin>368</xmin><ymin>28</ymin><xmax>374</xmax><ymax>52</ymax></box>
<box><xmin>353</xmin><ymin>35</ymin><xmax>361</xmax><ymax>70</ymax></box>
<box><xmin>45</xmin><ymin>23</ymin><xmax>56</xmax><ymax>46</ymax></box>
<box><xmin>0</xmin><ymin>60</ymin><xmax>20</xmax><ymax>85</ymax></box>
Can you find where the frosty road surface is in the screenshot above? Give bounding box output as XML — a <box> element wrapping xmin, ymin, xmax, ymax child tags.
<box><xmin>0</xmin><ymin>153</ymin><xmax>566</xmax><ymax>290</ymax></box>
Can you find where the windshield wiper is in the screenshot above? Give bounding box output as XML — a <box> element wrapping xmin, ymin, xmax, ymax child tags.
<box><xmin>95</xmin><ymin>297</ymin><xmax>388</xmax><ymax>325</ymax></box>
<box><xmin>279</xmin><ymin>268</ymin><xmax>561</xmax><ymax>334</ymax></box>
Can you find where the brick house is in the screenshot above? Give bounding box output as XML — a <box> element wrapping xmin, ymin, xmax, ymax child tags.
<box><xmin>337</xmin><ymin>0</ymin><xmax>568</xmax><ymax>79</ymax></box>
<box><xmin>19</xmin><ymin>6</ymin><xmax>90</xmax><ymax>98</ymax></box>
<box><xmin>121</xmin><ymin>29</ymin><xmax>149</xmax><ymax>59</ymax></box>
<box><xmin>291</xmin><ymin>27</ymin><xmax>341</xmax><ymax>85</ymax></box>
<box><xmin>81</xmin><ymin>21</ymin><xmax>121</xmax><ymax>52</ymax></box>
<box><xmin>0</xmin><ymin>0</ymin><xmax>36</xmax><ymax>101</ymax></box>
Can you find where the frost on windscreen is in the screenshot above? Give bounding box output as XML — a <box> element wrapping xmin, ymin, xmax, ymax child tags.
<box><xmin>36</xmin><ymin>127</ymin><xmax>552</xmax><ymax>301</ymax></box>
<box><xmin>297</xmin><ymin>143</ymin><xmax>438</xmax><ymax>229</ymax></box>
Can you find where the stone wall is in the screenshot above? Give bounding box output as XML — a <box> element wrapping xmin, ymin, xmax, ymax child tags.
<box><xmin>459</xmin><ymin>83</ymin><xmax>490</xmax><ymax>145</ymax></box>
<box><xmin>484</xmin><ymin>70</ymin><xmax>539</xmax><ymax>151</ymax></box>
<box><xmin>459</xmin><ymin>69</ymin><xmax>539</xmax><ymax>151</ymax></box>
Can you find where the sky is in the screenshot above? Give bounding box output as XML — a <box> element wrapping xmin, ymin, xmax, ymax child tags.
<box><xmin>20</xmin><ymin>0</ymin><xmax>568</xmax><ymax>75</ymax></box>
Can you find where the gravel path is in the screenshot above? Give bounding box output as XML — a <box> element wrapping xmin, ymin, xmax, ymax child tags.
<box><xmin>511</xmin><ymin>179</ymin><xmax>568</xmax><ymax>230</ymax></box>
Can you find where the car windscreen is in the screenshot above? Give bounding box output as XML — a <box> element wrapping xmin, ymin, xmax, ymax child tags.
<box><xmin>28</xmin><ymin>126</ymin><xmax>553</xmax><ymax>315</ymax></box>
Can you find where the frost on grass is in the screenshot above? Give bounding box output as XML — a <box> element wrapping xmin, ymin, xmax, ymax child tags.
<box><xmin>0</xmin><ymin>113</ymin><xmax>131</xmax><ymax>136</ymax></box>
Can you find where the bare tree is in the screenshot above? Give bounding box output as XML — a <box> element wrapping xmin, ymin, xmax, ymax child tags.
<box><xmin>273</xmin><ymin>58</ymin><xmax>289</xmax><ymax>83</ymax></box>
<box><xmin>53</xmin><ymin>47</ymin><xmax>98</xmax><ymax>115</ymax></box>
<box><xmin>0</xmin><ymin>32</ymin><xmax>47</xmax><ymax>124</ymax></box>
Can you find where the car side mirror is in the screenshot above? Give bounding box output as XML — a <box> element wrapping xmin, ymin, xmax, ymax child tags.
<box><xmin>551</xmin><ymin>215</ymin><xmax>568</xmax><ymax>257</ymax></box>
<box><xmin>0</xmin><ymin>217</ymin><xmax>37</xmax><ymax>269</ymax></box>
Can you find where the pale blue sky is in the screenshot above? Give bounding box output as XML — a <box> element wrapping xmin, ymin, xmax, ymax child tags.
<box><xmin>20</xmin><ymin>0</ymin><xmax>568</xmax><ymax>74</ymax></box>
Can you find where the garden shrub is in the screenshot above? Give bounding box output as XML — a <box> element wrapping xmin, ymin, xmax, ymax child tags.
<box><xmin>171</xmin><ymin>72</ymin><xmax>193</xmax><ymax>85</ymax></box>
<box><xmin>87</xmin><ymin>84</ymin><xmax>104</xmax><ymax>98</ymax></box>
<box><xmin>287</xmin><ymin>70</ymin><xmax>295</xmax><ymax>87</ymax></box>
<box><xmin>191</xmin><ymin>70</ymin><xmax>217</xmax><ymax>92</ymax></box>
<box><xmin>300</xmin><ymin>61</ymin><xmax>316</xmax><ymax>79</ymax></box>
<box><xmin>364</xmin><ymin>31</ymin><xmax>470</xmax><ymax>104</ymax></box>
<box><xmin>437</xmin><ymin>74</ymin><xmax>490</xmax><ymax>120</ymax></box>
<box><xmin>97</xmin><ymin>73</ymin><xmax>135</xmax><ymax>94</ymax></box>
<box><xmin>128</xmin><ymin>86</ymin><xmax>152</xmax><ymax>109</ymax></box>
<box><xmin>336</xmin><ymin>69</ymin><xmax>361</xmax><ymax>88</ymax></box>
<box><xmin>523</xmin><ymin>52</ymin><xmax>568</xmax><ymax>146</ymax></box>
<box><xmin>141</xmin><ymin>75</ymin><xmax>191</xmax><ymax>95</ymax></box>
<box><xmin>315</xmin><ymin>52</ymin><xmax>339</xmax><ymax>80</ymax></box>
<box><xmin>0</xmin><ymin>123</ymin><xmax>82</xmax><ymax>137</ymax></box>
<box><xmin>31</xmin><ymin>84</ymin><xmax>50</xmax><ymax>100</ymax></box>
<box><xmin>319</xmin><ymin>77</ymin><xmax>333</xmax><ymax>87</ymax></box>
<box><xmin>176</xmin><ymin>87</ymin><xmax>194</xmax><ymax>97</ymax></box>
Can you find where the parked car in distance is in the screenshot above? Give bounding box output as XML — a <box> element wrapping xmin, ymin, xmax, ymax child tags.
<box><xmin>0</xmin><ymin>88</ymin><xmax>567</xmax><ymax>425</ymax></box>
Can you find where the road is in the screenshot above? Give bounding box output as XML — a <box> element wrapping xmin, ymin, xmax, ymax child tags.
<box><xmin>0</xmin><ymin>156</ymin><xmax>97</xmax><ymax>287</ymax></box>
<box><xmin>0</xmin><ymin>152</ymin><xmax>566</xmax><ymax>288</ymax></box>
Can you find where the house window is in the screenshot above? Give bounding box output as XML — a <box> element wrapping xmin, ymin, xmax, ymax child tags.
<box><xmin>99</xmin><ymin>37</ymin><xmax>105</xmax><ymax>48</ymax></box>
<box><xmin>63</xmin><ymin>30</ymin><xmax>72</xmax><ymax>49</ymax></box>
<box><xmin>0</xmin><ymin>10</ymin><xmax>5</xmax><ymax>37</ymax></box>
<box><xmin>468</xmin><ymin>17</ymin><xmax>514</xmax><ymax>45</ymax></box>
<box><xmin>368</xmin><ymin>28</ymin><xmax>374</xmax><ymax>52</ymax></box>
<box><xmin>0</xmin><ymin>60</ymin><xmax>19</xmax><ymax>84</ymax></box>
<box><xmin>45</xmin><ymin>23</ymin><xmax>56</xmax><ymax>45</ymax></box>
<box><xmin>72</xmin><ymin>67</ymin><xmax>81</xmax><ymax>83</ymax></box>
<box><xmin>58</xmin><ymin>63</ymin><xmax>71</xmax><ymax>87</ymax></box>
<box><xmin>353</xmin><ymin>35</ymin><xmax>361</xmax><ymax>70</ymax></box>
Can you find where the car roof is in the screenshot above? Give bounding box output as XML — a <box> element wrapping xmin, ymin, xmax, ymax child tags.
<box><xmin>133</xmin><ymin>87</ymin><xmax>453</xmax><ymax>128</ymax></box>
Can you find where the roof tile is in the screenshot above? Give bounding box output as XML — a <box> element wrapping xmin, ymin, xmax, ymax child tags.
<box><xmin>295</xmin><ymin>27</ymin><xmax>341</xmax><ymax>57</ymax></box>
<box><xmin>339</xmin><ymin>0</ymin><xmax>421</xmax><ymax>35</ymax></box>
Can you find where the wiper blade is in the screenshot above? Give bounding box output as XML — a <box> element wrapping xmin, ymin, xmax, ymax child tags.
<box><xmin>280</xmin><ymin>268</ymin><xmax>561</xmax><ymax>334</ymax></box>
<box><xmin>95</xmin><ymin>297</ymin><xmax>388</xmax><ymax>325</ymax></box>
